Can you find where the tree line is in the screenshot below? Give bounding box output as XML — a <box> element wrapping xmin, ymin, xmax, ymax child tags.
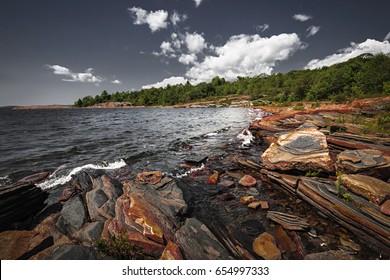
<box><xmin>74</xmin><ymin>53</ymin><xmax>390</xmax><ymax>107</ymax></box>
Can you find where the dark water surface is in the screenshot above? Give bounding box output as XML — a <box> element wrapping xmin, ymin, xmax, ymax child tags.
<box><xmin>0</xmin><ymin>107</ymin><xmax>266</xmax><ymax>188</ymax></box>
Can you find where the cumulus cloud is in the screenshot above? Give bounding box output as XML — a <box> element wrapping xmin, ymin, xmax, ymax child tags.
<box><xmin>46</xmin><ymin>65</ymin><xmax>103</xmax><ymax>84</ymax></box>
<box><xmin>185</xmin><ymin>33</ymin><xmax>305</xmax><ymax>83</ymax></box>
<box><xmin>194</xmin><ymin>0</ymin><xmax>203</xmax><ymax>7</ymax></box>
<box><xmin>293</xmin><ymin>14</ymin><xmax>312</xmax><ymax>22</ymax></box>
<box><xmin>306</xmin><ymin>26</ymin><xmax>321</xmax><ymax>37</ymax></box>
<box><xmin>179</xmin><ymin>53</ymin><xmax>197</xmax><ymax>65</ymax></box>
<box><xmin>185</xmin><ymin>32</ymin><xmax>207</xmax><ymax>53</ymax></box>
<box><xmin>305</xmin><ymin>39</ymin><xmax>390</xmax><ymax>69</ymax></box>
<box><xmin>111</xmin><ymin>79</ymin><xmax>122</xmax><ymax>84</ymax></box>
<box><xmin>384</xmin><ymin>32</ymin><xmax>390</xmax><ymax>41</ymax></box>
<box><xmin>171</xmin><ymin>11</ymin><xmax>188</xmax><ymax>26</ymax></box>
<box><xmin>129</xmin><ymin>7</ymin><xmax>168</xmax><ymax>32</ymax></box>
<box><xmin>255</xmin><ymin>24</ymin><xmax>270</xmax><ymax>33</ymax></box>
<box><xmin>142</xmin><ymin>76</ymin><xmax>188</xmax><ymax>89</ymax></box>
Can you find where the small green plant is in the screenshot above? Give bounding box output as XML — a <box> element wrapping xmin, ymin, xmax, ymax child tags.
<box><xmin>311</xmin><ymin>102</ymin><xmax>321</xmax><ymax>108</ymax></box>
<box><xmin>336</xmin><ymin>115</ymin><xmax>346</xmax><ymax>124</ymax></box>
<box><xmin>342</xmin><ymin>193</ymin><xmax>353</xmax><ymax>202</ymax></box>
<box><xmin>305</xmin><ymin>170</ymin><xmax>321</xmax><ymax>177</ymax></box>
<box><xmin>294</xmin><ymin>103</ymin><xmax>305</xmax><ymax>110</ymax></box>
<box><xmin>94</xmin><ymin>234</ymin><xmax>147</xmax><ymax>260</ymax></box>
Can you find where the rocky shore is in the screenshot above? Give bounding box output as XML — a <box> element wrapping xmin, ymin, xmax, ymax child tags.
<box><xmin>1</xmin><ymin>97</ymin><xmax>389</xmax><ymax>260</ymax></box>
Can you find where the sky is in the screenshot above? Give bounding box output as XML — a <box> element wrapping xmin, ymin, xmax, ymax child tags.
<box><xmin>0</xmin><ymin>0</ymin><xmax>389</xmax><ymax>106</ymax></box>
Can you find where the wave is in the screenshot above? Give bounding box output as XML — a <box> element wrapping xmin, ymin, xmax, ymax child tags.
<box><xmin>37</xmin><ymin>159</ymin><xmax>127</xmax><ymax>190</ymax></box>
<box><xmin>237</xmin><ymin>128</ymin><xmax>254</xmax><ymax>147</ymax></box>
<box><xmin>167</xmin><ymin>164</ymin><xmax>205</xmax><ymax>179</ymax></box>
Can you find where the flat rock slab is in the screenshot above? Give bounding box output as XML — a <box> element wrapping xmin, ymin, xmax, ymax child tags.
<box><xmin>336</xmin><ymin>149</ymin><xmax>390</xmax><ymax>180</ymax></box>
<box><xmin>266</xmin><ymin>211</ymin><xmax>309</xmax><ymax>231</ymax></box>
<box><xmin>175</xmin><ymin>218</ymin><xmax>230</xmax><ymax>260</ymax></box>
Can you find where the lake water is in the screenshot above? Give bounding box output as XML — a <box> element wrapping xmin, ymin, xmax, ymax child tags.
<box><xmin>0</xmin><ymin>107</ymin><xmax>266</xmax><ymax>189</ymax></box>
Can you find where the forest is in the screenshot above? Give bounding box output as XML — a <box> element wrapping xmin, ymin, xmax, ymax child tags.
<box><xmin>74</xmin><ymin>53</ymin><xmax>390</xmax><ymax>107</ymax></box>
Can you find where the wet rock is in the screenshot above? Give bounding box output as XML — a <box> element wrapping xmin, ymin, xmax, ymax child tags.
<box><xmin>336</xmin><ymin>149</ymin><xmax>390</xmax><ymax>180</ymax></box>
<box><xmin>304</xmin><ymin>250</ymin><xmax>355</xmax><ymax>260</ymax></box>
<box><xmin>261</xmin><ymin>123</ymin><xmax>334</xmax><ymax>173</ymax></box>
<box><xmin>0</xmin><ymin>182</ymin><xmax>49</xmax><ymax>231</ymax></box>
<box><xmin>44</xmin><ymin>244</ymin><xmax>97</xmax><ymax>260</ymax></box>
<box><xmin>136</xmin><ymin>171</ymin><xmax>164</xmax><ymax>185</ymax></box>
<box><xmin>381</xmin><ymin>200</ymin><xmax>390</xmax><ymax>216</ymax></box>
<box><xmin>239</xmin><ymin>175</ymin><xmax>257</xmax><ymax>188</ymax></box>
<box><xmin>218</xmin><ymin>180</ymin><xmax>235</xmax><ymax>188</ymax></box>
<box><xmin>56</xmin><ymin>196</ymin><xmax>87</xmax><ymax>237</ymax></box>
<box><xmin>267</xmin><ymin>211</ymin><xmax>309</xmax><ymax>231</ymax></box>
<box><xmin>207</xmin><ymin>171</ymin><xmax>219</xmax><ymax>184</ymax></box>
<box><xmin>252</xmin><ymin>232</ymin><xmax>281</xmax><ymax>260</ymax></box>
<box><xmin>160</xmin><ymin>241</ymin><xmax>183</xmax><ymax>260</ymax></box>
<box><xmin>175</xmin><ymin>218</ymin><xmax>230</xmax><ymax>260</ymax></box>
<box><xmin>240</xmin><ymin>196</ymin><xmax>255</xmax><ymax>205</ymax></box>
<box><xmin>340</xmin><ymin>174</ymin><xmax>390</xmax><ymax>205</ymax></box>
<box><xmin>184</xmin><ymin>156</ymin><xmax>208</xmax><ymax>165</ymax></box>
<box><xmin>16</xmin><ymin>172</ymin><xmax>50</xmax><ymax>185</ymax></box>
<box><xmin>339</xmin><ymin>236</ymin><xmax>361</xmax><ymax>251</ymax></box>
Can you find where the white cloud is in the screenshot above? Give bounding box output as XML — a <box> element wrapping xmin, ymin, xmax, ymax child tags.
<box><xmin>305</xmin><ymin>39</ymin><xmax>390</xmax><ymax>69</ymax></box>
<box><xmin>111</xmin><ymin>79</ymin><xmax>122</xmax><ymax>84</ymax></box>
<box><xmin>171</xmin><ymin>11</ymin><xmax>187</xmax><ymax>26</ymax></box>
<box><xmin>255</xmin><ymin>24</ymin><xmax>270</xmax><ymax>33</ymax></box>
<box><xmin>306</xmin><ymin>26</ymin><xmax>321</xmax><ymax>37</ymax></box>
<box><xmin>185</xmin><ymin>32</ymin><xmax>207</xmax><ymax>53</ymax></box>
<box><xmin>194</xmin><ymin>0</ymin><xmax>203</xmax><ymax>7</ymax></box>
<box><xmin>142</xmin><ymin>76</ymin><xmax>188</xmax><ymax>89</ymax></box>
<box><xmin>384</xmin><ymin>32</ymin><xmax>390</xmax><ymax>41</ymax></box>
<box><xmin>46</xmin><ymin>65</ymin><xmax>103</xmax><ymax>84</ymax></box>
<box><xmin>178</xmin><ymin>53</ymin><xmax>197</xmax><ymax>65</ymax></box>
<box><xmin>293</xmin><ymin>14</ymin><xmax>313</xmax><ymax>22</ymax></box>
<box><xmin>185</xmin><ymin>33</ymin><xmax>305</xmax><ymax>83</ymax></box>
<box><xmin>160</xmin><ymin>41</ymin><xmax>175</xmax><ymax>55</ymax></box>
<box><xmin>129</xmin><ymin>7</ymin><xmax>168</xmax><ymax>32</ymax></box>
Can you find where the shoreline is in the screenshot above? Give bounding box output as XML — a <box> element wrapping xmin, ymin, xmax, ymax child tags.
<box><xmin>1</xmin><ymin>96</ymin><xmax>389</xmax><ymax>260</ymax></box>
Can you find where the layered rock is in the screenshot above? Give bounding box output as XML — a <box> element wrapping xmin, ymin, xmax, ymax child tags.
<box><xmin>261</xmin><ymin>123</ymin><xmax>334</xmax><ymax>173</ymax></box>
<box><xmin>336</xmin><ymin>149</ymin><xmax>390</xmax><ymax>180</ymax></box>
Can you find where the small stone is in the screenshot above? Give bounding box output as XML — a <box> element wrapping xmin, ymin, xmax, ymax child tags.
<box><xmin>381</xmin><ymin>200</ymin><xmax>390</xmax><ymax>216</ymax></box>
<box><xmin>240</xmin><ymin>196</ymin><xmax>255</xmax><ymax>204</ymax></box>
<box><xmin>239</xmin><ymin>175</ymin><xmax>257</xmax><ymax>188</ymax></box>
<box><xmin>207</xmin><ymin>171</ymin><xmax>219</xmax><ymax>184</ymax></box>
<box><xmin>218</xmin><ymin>180</ymin><xmax>235</xmax><ymax>188</ymax></box>
<box><xmin>308</xmin><ymin>229</ymin><xmax>318</xmax><ymax>238</ymax></box>
<box><xmin>248</xmin><ymin>201</ymin><xmax>262</xmax><ymax>209</ymax></box>
<box><xmin>252</xmin><ymin>232</ymin><xmax>281</xmax><ymax>260</ymax></box>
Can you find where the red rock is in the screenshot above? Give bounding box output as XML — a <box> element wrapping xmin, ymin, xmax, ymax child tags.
<box><xmin>207</xmin><ymin>171</ymin><xmax>219</xmax><ymax>184</ymax></box>
<box><xmin>248</xmin><ymin>201</ymin><xmax>262</xmax><ymax>209</ymax></box>
<box><xmin>60</xmin><ymin>187</ymin><xmax>77</xmax><ymax>202</ymax></box>
<box><xmin>381</xmin><ymin>200</ymin><xmax>390</xmax><ymax>216</ymax></box>
<box><xmin>239</xmin><ymin>175</ymin><xmax>257</xmax><ymax>188</ymax></box>
<box><xmin>160</xmin><ymin>241</ymin><xmax>183</xmax><ymax>260</ymax></box>
<box><xmin>136</xmin><ymin>171</ymin><xmax>163</xmax><ymax>185</ymax></box>
<box><xmin>259</xmin><ymin>201</ymin><xmax>269</xmax><ymax>210</ymax></box>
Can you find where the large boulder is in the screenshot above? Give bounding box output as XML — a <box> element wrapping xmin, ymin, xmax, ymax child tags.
<box><xmin>261</xmin><ymin>123</ymin><xmax>334</xmax><ymax>173</ymax></box>
<box><xmin>56</xmin><ymin>196</ymin><xmax>87</xmax><ymax>236</ymax></box>
<box><xmin>336</xmin><ymin>149</ymin><xmax>390</xmax><ymax>180</ymax></box>
<box><xmin>175</xmin><ymin>218</ymin><xmax>231</xmax><ymax>260</ymax></box>
<box><xmin>340</xmin><ymin>174</ymin><xmax>390</xmax><ymax>205</ymax></box>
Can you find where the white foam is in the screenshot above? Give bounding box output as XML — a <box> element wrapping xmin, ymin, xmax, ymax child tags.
<box><xmin>37</xmin><ymin>159</ymin><xmax>127</xmax><ymax>190</ymax></box>
<box><xmin>0</xmin><ymin>175</ymin><xmax>9</xmax><ymax>180</ymax></box>
<box><xmin>237</xmin><ymin>128</ymin><xmax>254</xmax><ymax>147</ymax></box>
<box><xmin>167</xmin><ymin>163</ymin><xmax>205</xmax><ymax>179</ymax></box>
<box><xmin>205</xmin><ymin>132</ymin><xmax>218</xmax><ymax>137</ymax></box>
